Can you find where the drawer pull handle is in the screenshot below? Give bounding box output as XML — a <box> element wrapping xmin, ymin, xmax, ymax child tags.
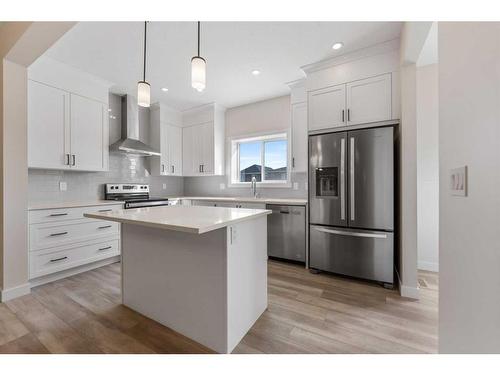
<box><xmin>279</xmin><ymin>211</ymin><xmax>290</xmax><ymax>214</ymax></box>
<box><xmin>98</xmin><ymin>225</ymin><xmax>112</xmax><ymax>229</ymax></box>
<box><xmin>98</xmin><ymin>246</ymin><xmax>112</xmax><ymax>251</ymax></box>
<box><xmin>50</xmin><ymin>231</ymin><xmax>68</xmax><ymax>237</ymax></box>
<box><xmin>49</xmin><ymin>213</ymin><xmax>68</xmax><ymax>217</ymax></box>
<box><xmin>50</xmin><ymin>256</ymin><xmax>68</xmax><ymax>263</ymax></box>
<box><xmin>98</xmin><ymin>209</ymin><xmax>112</xmax><ymax>212</ymax></box>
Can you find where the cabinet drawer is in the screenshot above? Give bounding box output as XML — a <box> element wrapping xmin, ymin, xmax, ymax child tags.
<box><xmin>30</xmin><ymin>239</ymin><xmax>120</xmax><ymax>279</ymax></box>
<box><xmin>29</xmin><ymin>204</ymin><xmax>122</xmax><ymax>224</ymax></box>
<box><xmin>30</xmin><ymin>220</ymin><xmax>119</xmax><ymax>251</ymax></box>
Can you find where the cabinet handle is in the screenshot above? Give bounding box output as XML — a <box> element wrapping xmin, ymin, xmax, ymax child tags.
<box><xmin>342</xmin><ymin>109</ymin><xmax>345</xmax><ymax>122</ymax></box>
<box><xmin>72</xmin><ymin>154</ymin><xmax>76</xmax><ymax>166</ymax></box>
<box><xmin>50</xmin><ymin>256</ymin><xmax>68</xmax><ymax>263</ymax></box>
<box><xmin>292</xmin><ymin>157</ymin><xmax>295</xmax><ymax>168</ymax></box>
<box><xmin>347</xmin><ymin>109</ymin><xmax>351</xmax><ymax>122</ymax></box>
<box><xmin>162</xmin><ymin>164</ymin><xmax>165</xmax><ymax>173</ymax></box>
<box><xmin>201</xmin><ymin>164</ymin><xmax>204</xmax><ymax>173</ymax></box>
<box><xmin>65</xmin><ymin>154</ymin><xmax>70</xmax><ymax>165</ymax></box>
<box><xmin>98</xmin><ymin>209</ymin><xmax>112</xmax><ymax>213</ymax></box>
<box><xmin>279</xmin><ymin>210</ymin><xmax>290</xmax><ymax>214</ymax></box>
<box><xmin>50</xmin><ymin>231</ymin><xmax>68</xmax><ymax>237</ymax></box>
<box><xmin>171</xmin><ymin>165</ymin><xmax>174</xmax><ymax>173</ymax></box>
<box><xmin>98</xmin><ymin>225</ymin><xmax>112</xmax><ymax>229</ymax></box>
<box><xmin>49</xmin><ymin>213</ymin><xmax>68</xmax><ymax>217</ymax></box>
<box><xmin>98</xmin><ymin>246</ymin><xmax>112</xmax><ymax>251</ymax></box>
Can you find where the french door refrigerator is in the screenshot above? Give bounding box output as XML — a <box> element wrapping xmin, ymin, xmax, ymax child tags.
<box><xmin>309</xmin><ymin>126</ymin><xmax>394</xmax><ymax>286</ymax></box>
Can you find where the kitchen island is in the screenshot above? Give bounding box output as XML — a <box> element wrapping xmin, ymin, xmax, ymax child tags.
<box><xmin>85</xmin><ymin>205</ymin><xmax>271</xmax><ymax>353</ymax></box>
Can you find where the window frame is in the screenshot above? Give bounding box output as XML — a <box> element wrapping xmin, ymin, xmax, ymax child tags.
<box><xmin>229</xmin><ymin>131</ymin><xmax>291</xmax><ymax>188</ymax></box>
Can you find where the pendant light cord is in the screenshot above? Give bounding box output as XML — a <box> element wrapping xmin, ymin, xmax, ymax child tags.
<box><xmin>143</xmin><ymin>21</ymin><xmax>147</xmax><ymax>81</ymax></box>
<box><xmin>197</xmin><ymin>21</ymin><xmax>200</xmax><ymax>57</ymax></box>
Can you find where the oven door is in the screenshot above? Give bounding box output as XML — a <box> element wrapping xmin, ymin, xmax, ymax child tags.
<box><xmin>309</xmin><ymin>132</ymin><xmax>347</xmax><ymax>227</ymax></box>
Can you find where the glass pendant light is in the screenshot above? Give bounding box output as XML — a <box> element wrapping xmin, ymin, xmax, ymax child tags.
<box><xmin>191</xmin><ymin>21</ymin><xmax>206</xmax><ymax>92</ymax></box>
<box><xmin>138</xmin><ymin>21</ymin><xmax>151</xmax><ymax>107</ymax></box>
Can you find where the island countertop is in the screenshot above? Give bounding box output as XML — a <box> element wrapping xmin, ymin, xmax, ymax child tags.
<box><xmin>84</xmin><ymin>205</ymin><xmax>272</xmax><ymax>234</ymax></box>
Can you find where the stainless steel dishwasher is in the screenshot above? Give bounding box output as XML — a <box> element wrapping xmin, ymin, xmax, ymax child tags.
<box><xmin>266</xmin><ymin>204</ymin><xmax>306</xmax><ymax>262</ymax></box>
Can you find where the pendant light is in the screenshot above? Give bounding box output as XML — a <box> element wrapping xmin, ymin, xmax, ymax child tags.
<box><xmin>138</xmin><ymin>21</ymin><xmax>150</xmax><ymax>107</ymax></box>
<box><xmin>191</xmin><ymin>21</ymin><xmax>206</xmax><ymax>92</ymax></box>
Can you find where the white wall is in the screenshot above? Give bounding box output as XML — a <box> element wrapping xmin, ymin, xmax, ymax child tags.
<box><xmin>439</xmin><ymin>22</ymin><xmax>500</xmax><ymax>353</ymax></box>
<box><xmin>0</xmin><ymin>22</ymin><xmax>74</xmax><ymax>301</ymax></box>
<box><xmin>416</xmin><ymin>63</ymin><xmax>439</xmax><ymax>272</ymax></box>
<box><xmin>225</xmin><ymin>95</ymin><xmax>290</xmax><ymax>138</ymax></box>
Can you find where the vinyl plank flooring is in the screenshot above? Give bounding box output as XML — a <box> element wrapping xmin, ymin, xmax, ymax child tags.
<box><xmin>0</xmin><ymin>260</ymin><xmax>438</xmax><ymax>354</ymax></box>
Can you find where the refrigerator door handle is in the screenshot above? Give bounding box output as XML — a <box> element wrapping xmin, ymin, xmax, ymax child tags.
<box><xmin>350</xmin><ymin>136</ymin><xmax>355</xmax><ymax>221</ymax></box>
<box><xmin>340</xmin><ymin>137</ymin><xmax>345</xmax><ymax>221</ymax></box>
<box><xmin>313</xmin><ymin>226</ymin><xmax>388</xmax><ymax>239</ymax></box>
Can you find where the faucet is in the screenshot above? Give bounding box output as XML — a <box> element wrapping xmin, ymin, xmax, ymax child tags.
<box><xmin>251</xmin><ymin>176</ymin><xmax>258</xmax><ymax>198</ymax></box>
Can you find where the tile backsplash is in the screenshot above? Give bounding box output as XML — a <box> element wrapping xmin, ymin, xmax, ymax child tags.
<box><xmin>28</xmin><ymin>153</ymin><xmax>184</xmax><ymax>203</ymax></box>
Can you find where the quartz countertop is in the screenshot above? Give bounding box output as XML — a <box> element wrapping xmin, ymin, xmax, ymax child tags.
<box><xmin>84</xmin><ymin>205</ymin><xmax>272</xmax><ymax>234</ymax></box>
<box><xmin>28</xmin><ymin>200</ymin><xmax>124</xmax><ymax>211</ymax></box>
<box><xmin>171</xmin><ymin>196</ymin><xmax>308</xmax><ymax>206</ymax></box>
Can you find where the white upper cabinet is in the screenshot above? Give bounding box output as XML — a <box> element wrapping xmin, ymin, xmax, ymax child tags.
<box><xmin>70</xmin><ymin>94</ymin><xmax>107</xmax><ymax>171</ymax></box>
<box><xmin>308</xmin><ymin>84</ymin><xmax>346</xmax><ymax>131</ymax></box>
<box><xmin>291</xmin><ymin>102</ymin><xmax>308</xmax><ymax>172</ymax></box>
<box><xmin>28</xmin><ymin>80</ymin><xmax>108</xmax><ymax>172</ymax></box>
<box><xmin>149</xmin><ymin>104</ymin><xmax>183</xmax><ymax>176</ymax></box>
<box><xmin>28</xmin><ymin>80</ymin><xmax>71</xmax><ymax>170</ymax></box>
<box><xmin>307</xmin><ymin>74</ymin><xmax>393</xmax><ymax>131</ymax></box>
<box><xmin>182</xmin><ymin>104</ymin><xmax>225</xmax><ymax>176</ymax></box>
<box><xmin>346</xmin><ymin>74</ymin><xmax>392</xmax><ymax>125</ymax></box>
<box><xmin>166</xmin><ymin>124</ymin><xmax>182</xmax><ymax>175</ymax></box>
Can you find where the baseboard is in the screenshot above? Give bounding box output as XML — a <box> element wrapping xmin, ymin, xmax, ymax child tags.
<box><xmin>29</xmin><ymin>256</ymin><xmax>120</xmax><ymax>288</ymax></box>
<box><xmin>395</xmin><ymin>267</ymin><xmax>420</xmax><ymax>299</ymax></box>
<box><xmin>0</xmin><ymin>283</ymin><xmax>31</xmax><ymax>302</ymax></box>
<box><xmin>418</xmin><ymin>261</ymin><xmax>439</xmax><ymax>272</ymax></box>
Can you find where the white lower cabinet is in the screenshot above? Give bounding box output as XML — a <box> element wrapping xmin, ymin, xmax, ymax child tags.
<box><xmin>28</xmin><ymin>204</ymin><xmax>122</xmax><ymax>282</ymax></box>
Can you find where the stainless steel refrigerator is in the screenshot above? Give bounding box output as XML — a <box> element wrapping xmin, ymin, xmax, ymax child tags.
<box><xmin>308</xmin><ymin>126</ymin><xmax>394</xmax><ymax>287</ymax></box>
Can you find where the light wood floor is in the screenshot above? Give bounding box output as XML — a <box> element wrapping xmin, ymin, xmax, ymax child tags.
<box><xmin>0</xmin><ymin>260</ymin><xmax>438</xmax><ymax>354</ymax></box>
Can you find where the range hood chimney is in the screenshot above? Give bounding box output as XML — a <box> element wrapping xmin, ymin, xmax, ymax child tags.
<box><xmin>109</xmin><ymin>95</ymin><xmax>160</xmax><ymax>156</ymax></box>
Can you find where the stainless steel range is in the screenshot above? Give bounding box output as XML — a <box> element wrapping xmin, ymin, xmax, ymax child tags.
<box><xmin>105</xmin><ymin>183</ymin><xmax>174</xmax><ymax>209</ymax></box>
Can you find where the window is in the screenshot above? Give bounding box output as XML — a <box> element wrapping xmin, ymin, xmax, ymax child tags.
<box><xmin>230</xmin><ymin>132</ymin><xmax>289</xmax><ymax>186</ymax></box>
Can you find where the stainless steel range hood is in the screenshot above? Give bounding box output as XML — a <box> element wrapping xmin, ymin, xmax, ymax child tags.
<box><xmin>109</xmin><ymin>95</ymin><xmax>160</xmax><ymax>156</ymax></box>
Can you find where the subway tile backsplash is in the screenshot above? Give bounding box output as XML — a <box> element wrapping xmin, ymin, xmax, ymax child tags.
<box><xmin>28</xmin><ymin>153</ymin><xmax>183</xmax><ymax>203</ymax></box>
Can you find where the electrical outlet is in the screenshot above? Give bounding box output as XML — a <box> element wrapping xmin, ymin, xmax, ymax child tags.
<box><xmin>293</xmin><ymin>182</ymin><xmax>299</xmax><ymax>190</ymax></box>
<box><xmin>162</xmin><ymin>183</ymin><xmax>167</xmax><ymax>190</ymax></box>
<box><xmin>59</xmin><ymin>182</ymin><xmax>67</xmax><ymax>191</ymax></box>
<box><xmin>219</xmin><ymin>183</ymin><xmax>226</xmax><ymax>190</ymax></box>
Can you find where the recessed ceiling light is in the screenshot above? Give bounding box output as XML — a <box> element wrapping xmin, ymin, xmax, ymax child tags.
<box><xmin>251</xmin><ymin>70</ymin><xmax>261</xmax><ymax>76</ymax></box>
<box><xmin>161</xmin><ymin>87</ymin><xmax>169</xmax><ymax>92</ymax></box>
<box><xmin>332</xmin><ymin>42</ymin><xmax>344</xmax><ymax>50</ymax></box>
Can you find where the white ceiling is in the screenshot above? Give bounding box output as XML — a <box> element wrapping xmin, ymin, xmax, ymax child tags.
<box><xmin>45</xmin><ymin>22</ymin><xmax>402</xmax><ymax>111</ymax></box>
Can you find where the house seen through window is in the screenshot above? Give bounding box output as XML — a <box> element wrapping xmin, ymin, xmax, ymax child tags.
<box><xmin>236</xmin><ymin>134</ymin><xmax>288</xmax><ymax>183</ymax></box>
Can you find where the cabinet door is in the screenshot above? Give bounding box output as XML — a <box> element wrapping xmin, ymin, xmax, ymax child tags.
<box><xmin>200</xmin><ymin>122</ymin><xmax>214</xmax><ymax>174</ymax></box>
<box><xmin>346</xmin><ymin>74</ymin><xmax>392</xmax><ymax>125</ymax></box>
<box><xmin>70</xmin><ymin>94</ymin><xmax>106</xmax><ymax>171</ymax></box>
<box><xmin>160</xmin><ymin>123</ymin><xmax>170</xmax><ymax>175</ymax></box>
<box><xmin>308</xmin><ymin>84</ymin><xmax>346</xmax><ymax>131</ymax></box>
<box><xmin>28</xmin><ymin>80</ymin><xmax>71</xmax><ymax>169</ymax></box>
<box><xmin>168</xmin><ymin>125</ymin><xmax>183</xmax><ymax>176</ymax></box>
<box><xmin>183</xmin><ymin>125</ymin><xmax>200</xmax><ymax>176</ymax></box>
<box><xmin>291</xmin><ymin>102</ymin><xmax>308</xmax><ymax>172</ymax></box>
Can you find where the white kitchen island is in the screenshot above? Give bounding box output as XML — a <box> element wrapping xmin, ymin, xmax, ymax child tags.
<box><xmin>85</xmin><ymin>205</ymin><xmax>271</xmax><ymax>353</ymax></box>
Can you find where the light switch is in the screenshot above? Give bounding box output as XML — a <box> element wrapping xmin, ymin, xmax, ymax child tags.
<box><xmin>450</xmin><ymin>166</ymin><xmax>467</xmax><ymax>196</ymax></box>
<box><xmin>59</xmin><ymin>182</ymin><xmax>67</xmax><ymax>191</ymax></box>
<box><xmin>162</xmin><ymin>183</ymin><xmax>167</xmax><ymax>190</ymax></box>
<box><xmin>293</xmin><ymin>182</ymin><xmax>299</xmax><ymax>190</ymax></box>
<box><xmin>220</xmin><ymin>183</ymin><xmax>226</xmax><ymax>190</ymax></box>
